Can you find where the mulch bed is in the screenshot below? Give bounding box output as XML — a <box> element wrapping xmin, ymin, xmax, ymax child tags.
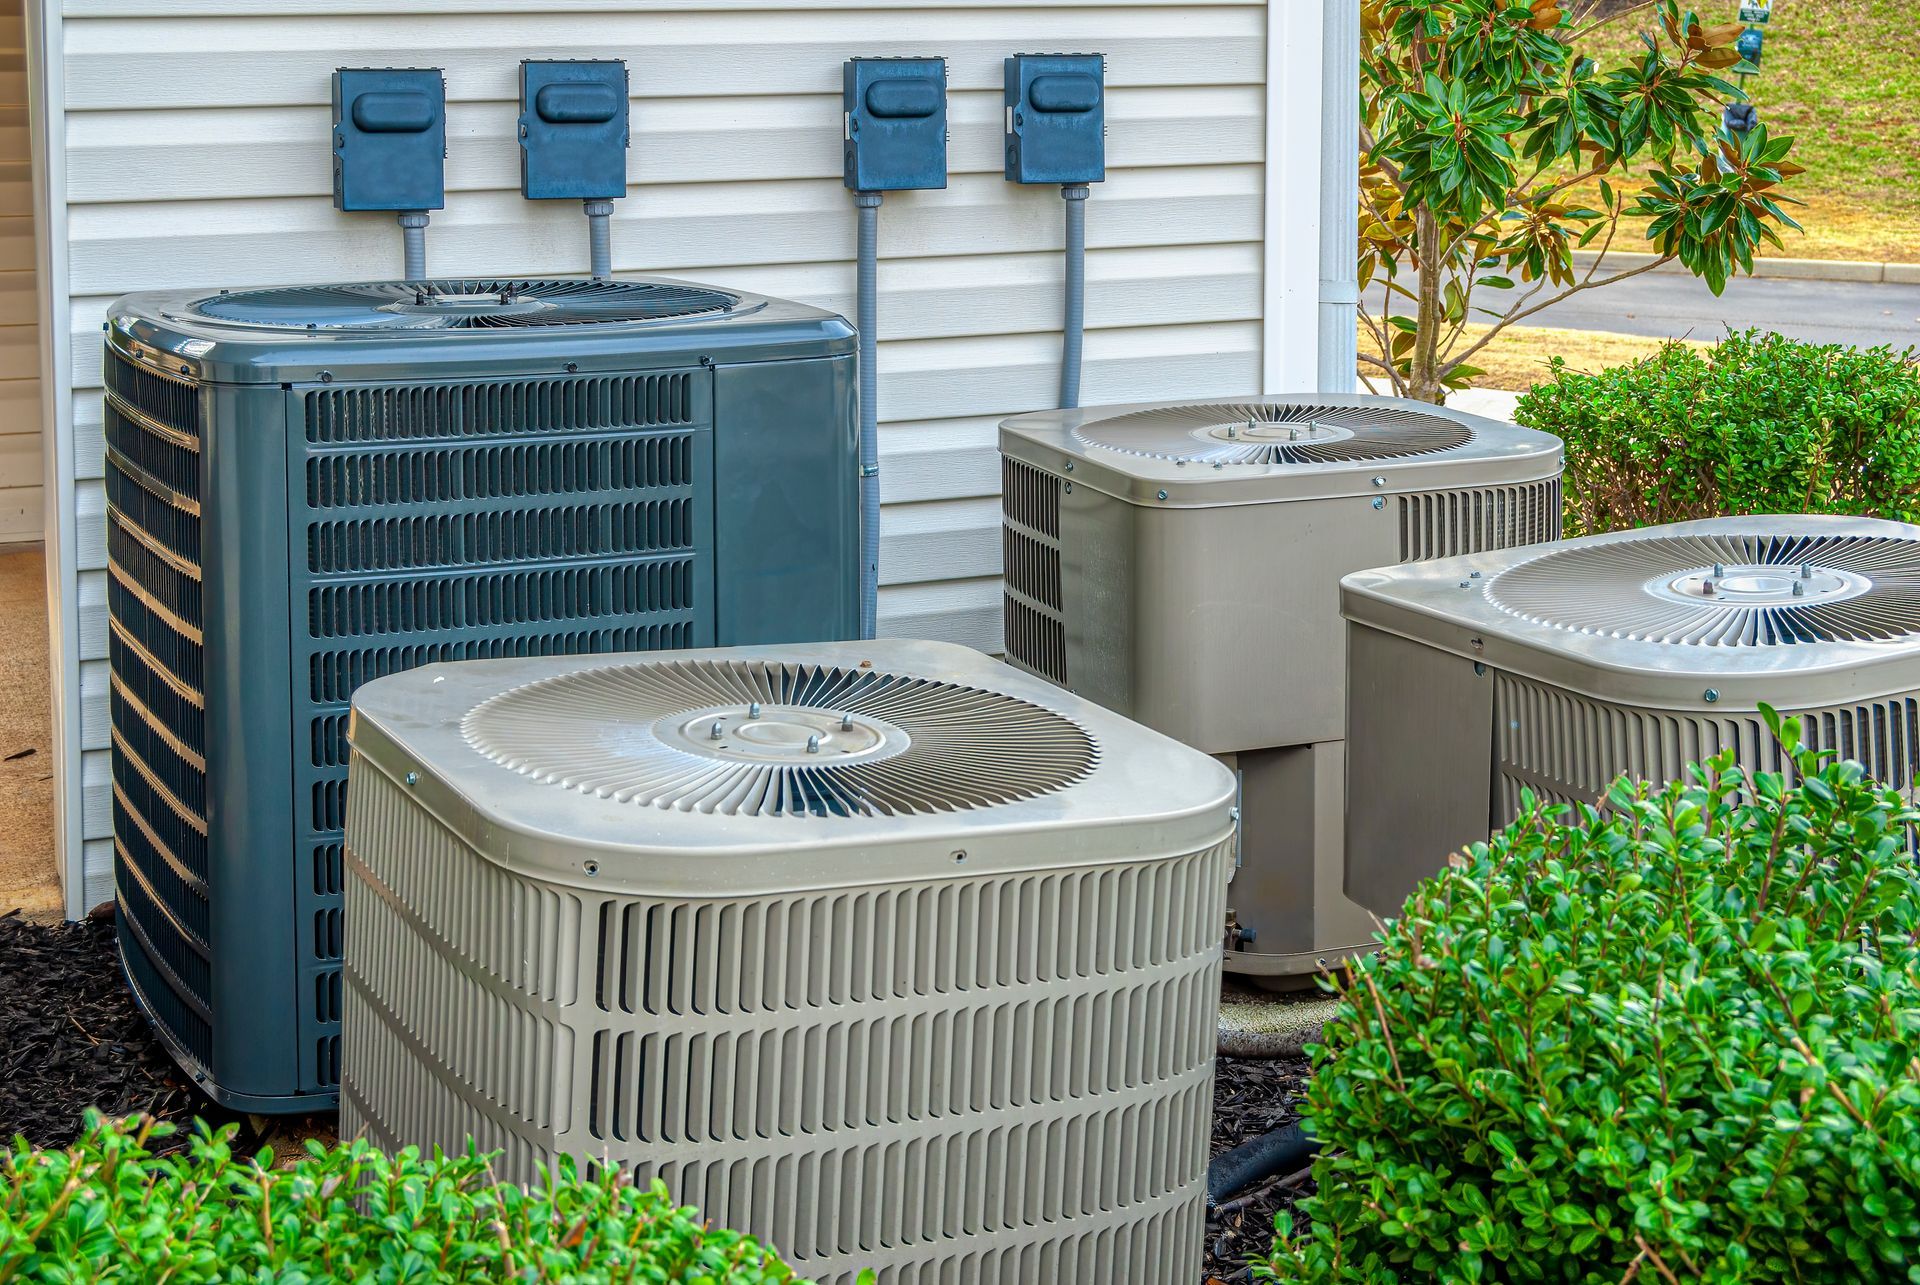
<box><xmin>0</xmin><ymin>909</ymin><xmax>250</xmax><ymax>1153</ymax></box>
<box><xmin>1202</xmin><ymin>1053</ymin><xmax>1315</xmax><ymax>1283</ymax></box>
<box><xmin>3</xmin><ymin>909</ymin><xmax>1313</xmax><ymax>1281</ymax></box>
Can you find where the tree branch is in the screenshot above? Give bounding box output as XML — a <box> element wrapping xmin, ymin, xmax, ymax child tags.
<box><xmin>1358</xmin><ymin>123</ymin><xmax>1410</xmax><ymax>199</ymax></box>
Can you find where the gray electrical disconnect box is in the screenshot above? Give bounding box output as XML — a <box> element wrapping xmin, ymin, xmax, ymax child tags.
<box><xmin>331</xmin><ymin>68</ymin><xmax>446</xmax><ymax>212</ymax></box>
<box><xmin>842</xmin><ymin>57</ymin><xmax>947</xmax><ymax>192</ymax></box>
<box><xmin>1004</xmin><ymin>54</ymin><xmax>1105</xmax><ymax>185</ymax></box>
<box><xmin>519</xmin><ymin>60</ymin><xmax>630</xmax><ymax>201</ymax></box>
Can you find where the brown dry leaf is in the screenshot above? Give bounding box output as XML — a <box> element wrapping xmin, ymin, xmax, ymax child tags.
<box><xmin>1699</xmin><ymin>48</ymin><xmax>1745</xmax><ymax>69</ymax></box>
<box><xmin>1528</xmin><ymin>7</ymin><xmax>1564</xmax><ymax>28</ymax></box>
<box><xmin>1698</xmin><ymin>21</ymin><xmax>1748</xmax><ymax>47</ymax></box>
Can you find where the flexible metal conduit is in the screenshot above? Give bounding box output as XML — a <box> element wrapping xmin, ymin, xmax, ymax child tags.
<box><xmin>585</xmin><ymin>200</ymin><xmax>614</xmax><ymax>281</ymax></box>
<box><xmin>1059</xmin><ymin>184</ymin><xmax>1089</xmax><ymax>409</ymax></box>
<box><xmin>398</xmin><ymin>212</ymin><xmax>429</xmax><ymax>280</ymax></box>
<box><xmin>854</xmin><ymin>191</ymin><xmax>884</xmax><ymax>639</ymax></box>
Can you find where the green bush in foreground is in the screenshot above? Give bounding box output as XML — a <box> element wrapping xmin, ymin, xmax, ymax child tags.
<box><xmin>1515</xmin><ymin>329</ymin><xmax>1920</xmax><ymax>537</ymax></box>
<box><xmin>0</xmin><ymin>1115</ymin><xmax>813</xmax><ymax>1283</ymax></box>
<box><xmin>1264</xmin><ymin>713</ymin><xmax>1920</xmax><ymax>1283</ymax></box>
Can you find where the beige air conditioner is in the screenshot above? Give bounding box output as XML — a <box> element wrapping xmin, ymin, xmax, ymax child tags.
<box><xmin>1342</xmin><ymin>514</ymin><xmax>1920</xmax><ymax>916</ymax></box>
<box><xmin>999</xmin><ymin>394</ymin><xmax>1562</xmax><ymax>977</ymax></box>
<box><xmin>339</xmin><ymin>639</ymin><xmax>1236</xmax><ymax>1285</ymax></box>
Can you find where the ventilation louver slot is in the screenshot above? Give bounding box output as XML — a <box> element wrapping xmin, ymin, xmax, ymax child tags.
<box><xmin>1001</xmin><ymin>458</ymin><xmax>1066</xmax><ymax>684</ymax></box>
<box><xmin>105</xmin><ymin>347</ymin><xmax>210</xmax><ymax>1077</ymax></box>
<box><xmin>195</xmin><ymin>280</ymin><xmax>737</xmax><ymax>330</ymax></box>
<box><xmin>1489</xmin><ymin>532</ymin><xmax>1920</xmax><ymax>646</ymax></box>
<box><xmin>1399</xmin><ymin>479</ymin><xmax>1563</xmax><ymax>562</ymax></box>
<box><xmin>1072</xmin><ymin>401</ymin><xmax>1472</xmax><ymax>465</ymax></box>
<box><xmin>1493</xmin><ymin>672</ymin><xmax>1920</xmax><ymax>820</ymax></box>
<box><xmin>462</xmin><ymin>659</ymin><xmax>1099</xmax><ymax>817</ymax></box>
<box><xmin>288</xmin><ymin>369</ymin><xmax>711</xmax><ymax>1099</ymax></box>
<box><xmin>306</xmin><ymin>373</ymin><xmax>694</xmax><ymax>443</ymax></box>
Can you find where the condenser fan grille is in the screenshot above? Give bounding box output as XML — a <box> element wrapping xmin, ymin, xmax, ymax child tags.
<box><xmin>1489</xmin><ymin>533</ymin><xmax>1920</xmax><ymax>645</ymax></box>
<box><xmin>192</xmin><ymin>279</ymin><xmax>738</xmax><ymax>330</ymax></box>
<box><xmin>1071</xmin><ymin>401</ymin><xmax>1473</xmax><ymax>465</ymax></box>
<box><xmin>462</xmin><ymin>659</ymin><xmax>1098</xmax><ymax>817</ymax></box>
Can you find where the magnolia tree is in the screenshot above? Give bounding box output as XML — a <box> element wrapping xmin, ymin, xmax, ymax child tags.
<box><xmin>1359</xmin><ymin>0</ymin><xmax>1805</xmax><ymax>402</ymax></box>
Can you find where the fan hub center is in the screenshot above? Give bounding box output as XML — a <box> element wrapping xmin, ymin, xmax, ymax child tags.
<box><xmin>1198</xmin><ymin>420</ymin><xmax>1356</xmax><ymax>447</ymax></box>
<box><xmin>381</xmin><ymin>293</ymin><xmax>553</xmax><ymax>318</ymax></box>
<box><xmin>655</xmin><ymin>705</ymin><xmax>910</xmax><ymax>765</ymax></box>
<box><xmin>1651</xmin><ymin>564</ymin><xmax>1870</xmax><ymax>606</ymax></box>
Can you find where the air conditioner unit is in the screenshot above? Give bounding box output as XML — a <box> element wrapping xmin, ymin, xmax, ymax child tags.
<box><xmin>998</xmin><ymin>394</ymin><xmax>1562</xmax><ymax>977</ymax></box>
<box><xmin>1342</xmin><ymin>514</ymin><xmax>1920</xmax><ymax>915</ymax></box>
<box><xmin>103</xmin><ymin>277</ymin><xmax>858</xmax><ymax>1113</ymax></box>
<box><xmin>341</xmin><ymin>639</ymin><xmax>1236</xmax><ymax>1285</ymax></box>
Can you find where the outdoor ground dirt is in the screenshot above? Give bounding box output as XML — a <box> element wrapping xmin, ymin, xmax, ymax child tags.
<box><xmin>1</xmin><ymin>912</ymin><xmax>1314</xmax><ymax>1282</ymax></box>
<box><xmin>0</xmin><ymin>912</ymin><xmax>254</xmax><ymax>1153</ymax></box>
<box><xmin>0</xmin><ymin>546</ymin><xmax>57</xmax><ymax>922</ymax></box>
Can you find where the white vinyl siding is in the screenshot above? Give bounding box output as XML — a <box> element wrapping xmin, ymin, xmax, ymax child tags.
<box><xmin>48</xmin><ymin>0</ymin><xmax>1273</xmax><ymax>897</ymax></box>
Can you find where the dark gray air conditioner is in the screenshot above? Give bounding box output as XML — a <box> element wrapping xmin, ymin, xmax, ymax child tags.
<box><xmin>103</xmin><ymin>276</ymin><xmax>857</xmax><ymax>1111</ymax></box>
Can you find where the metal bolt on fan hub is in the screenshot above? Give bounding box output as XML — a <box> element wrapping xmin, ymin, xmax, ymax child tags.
<box><xmin>655</xmin><ymin>704</ymin><xmax>908</xmax><ymax>766</ymax></box>
<box><xmin>1654</xmin><ymin>564</ymin><xmax>1868</xmax><ymax>607</ymax></box>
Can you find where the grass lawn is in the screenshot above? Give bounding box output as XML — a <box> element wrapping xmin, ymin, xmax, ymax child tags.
<box><xmin>1357</xmin><ymin>321</ymin><xmax>1709</xmax><ymax>394</ymax></box>
<box><xmin>1576</xmin><ymin>0</ymin><xmax>1920</xmax><ymax>263</ymax></box>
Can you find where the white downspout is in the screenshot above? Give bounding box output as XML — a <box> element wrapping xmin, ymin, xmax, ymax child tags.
<box><xmin>1261</xmin><ymin>0</ymin><xmax>1326</xmax><ymax>393</ymax></box>
<box><xmin>1318</xmin><ymin>0</ymin><xmax>1361</xmax><ymax>393</ymax></box>
<box><xmin>25</xmin><ymin>0</ymin><xmax>82</xmax><ymax>919</ymax></box>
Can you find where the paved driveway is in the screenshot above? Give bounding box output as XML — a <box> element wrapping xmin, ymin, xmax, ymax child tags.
<box><xmin>1365</xmin><ymin>272</ymin><xmax>1920</xmax><ymax>350</ymax></box>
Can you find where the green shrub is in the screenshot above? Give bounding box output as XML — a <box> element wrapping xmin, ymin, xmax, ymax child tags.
<box><xmin>1514</xmin><ymin>329</ymin><xmax>1920</xmax><ymax>537</ymax></box>
<box><xmin>1</xmin><ymin>1115</ymin><xmax>814</xmax><ymax>1283</ymax></box>
<box><xmin>1262</xmin><ymin>714</ymin><xmax>1920</xmax><ymax>1284</ymax></box>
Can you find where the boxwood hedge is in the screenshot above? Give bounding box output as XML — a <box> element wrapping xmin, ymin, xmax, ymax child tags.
<box><xmin>1515</xmin><ymin>329</ymin><xmax>1920</xmax><ymax>538</ymax></box>
<box><xmin>1263</xmin><ymin>713</ymin><xmax>1920</xmax><ymax>1283</ymax></box>
<box><xmin>1</xmin><ymin>1114</ymin><xmax>819</xmax><ymax>1283</ymax></box>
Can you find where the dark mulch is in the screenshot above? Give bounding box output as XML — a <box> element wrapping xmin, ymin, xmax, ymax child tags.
<box><xmin>1202</xmin><ymin>1053</ymin><xmax>1315</xmax><ymax>1283</ymax></box>
<box><xmin>4</xmin><ymin>908</ymin><xmax>1313</xmax><ymax>1280</ymax></box>
<box><xmin>0</xmin><ymin>909</ymin><xmax>246</xmax><ymax>1153</ymax></box>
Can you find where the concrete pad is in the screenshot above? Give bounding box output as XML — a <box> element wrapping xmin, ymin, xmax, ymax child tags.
<box><xmin>1447</xmin><ymin>387</ymin><xmax>1523</xmax><ymax>422</ymax></box>
<box><xmin>0</xmin><ymin>544</ymin><xmax>58</xmax><ymax>921</ymax></box>
<box><xmin>1218</xmin><ymin>979</ymin><xmax>1342</xmax><ymax>1058</ymax></box>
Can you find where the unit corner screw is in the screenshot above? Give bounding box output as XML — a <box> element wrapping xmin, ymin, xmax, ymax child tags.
<box><xmin>748</xmin><ymin>702</ymin><xmax>763</xmax><ymax>719</ymax></box>
<box><xmin>584</xmin><ymin>860</ymin><xmax>600</xmax><ymax>876</ymax></box>
<box><xmin>1156</xmin><ymin>489</ymin><xmax>1169</xmax><ymax>501</ymax></box>
<box><xmin>1371</xmin><ymin>497</ymin><xmax>1385</xmax><ymax>510</ymax></box>
<box><xmin>404</xmin><ymin>771</ymin><xmax>418</xmax><ymax>786</ymax></box>
<box><xmin>1064</xmin><ymin>460</ymin><xmax>1074</xmax><ymax>472</ymax></box>
<box><xmin>1704</xmin><ymin>689</ymin><xmax>1720</xmax><ymax>703</ymax></box>
<box><xmin>1371</xmin><ymin>476</ymin><xmax>1385</xmax><ymax>488</ymax></box>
